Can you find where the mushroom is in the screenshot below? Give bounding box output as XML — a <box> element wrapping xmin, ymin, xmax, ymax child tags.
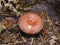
<box><xmin>18</xmin><ymin>12</ymin><xmax>43</xmax><ymax>34</ymax></box>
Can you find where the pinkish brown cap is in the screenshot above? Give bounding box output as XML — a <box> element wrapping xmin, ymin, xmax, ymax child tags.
<box><xmin>18</xmin><ymin>12</ymin><xmax>43</xmax><ymax>34</ymax></box>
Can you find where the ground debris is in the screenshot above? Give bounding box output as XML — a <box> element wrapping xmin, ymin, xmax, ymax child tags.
<box><xmin>0</xmin><ymin>0</ymin><xmax>60</xmax><ymax>45</ymax></box>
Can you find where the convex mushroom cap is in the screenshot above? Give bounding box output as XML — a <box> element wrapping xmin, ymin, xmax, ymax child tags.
<box><xmin>18</xmin><ymin>12</ymin><xmax>43</xmax><ymax>34</ymax></box>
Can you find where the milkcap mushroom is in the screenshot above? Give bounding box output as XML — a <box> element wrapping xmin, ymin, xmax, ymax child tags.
<box><xmin>18</xmin><ymin>12</ymin><xmax>43</xmax><ymax>34</ymax></box>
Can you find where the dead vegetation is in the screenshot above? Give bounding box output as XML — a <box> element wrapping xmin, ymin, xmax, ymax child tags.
<box><xmin>0</xmin><ymin>0</ymin><xmax>60</xmax><ymax>45</ymax></box>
